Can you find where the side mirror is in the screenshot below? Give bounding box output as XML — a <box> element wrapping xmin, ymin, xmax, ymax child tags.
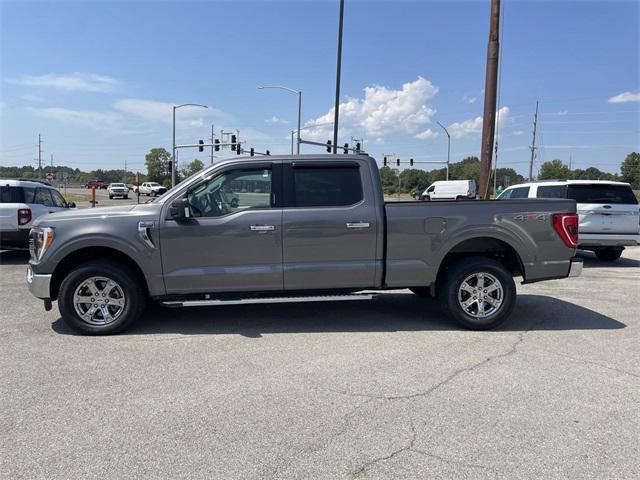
<box><xmin>67</xmin><ymin>202</ymin><xmax>76</xmax><ymax>209</ymax></box>
<box><xmin>169</xmin><ymin>197</ymin><xmax>190</xmax><ymax>221</ymax></box>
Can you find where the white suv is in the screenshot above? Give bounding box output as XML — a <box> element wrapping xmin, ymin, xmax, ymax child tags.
<box><xmin>107</xmin><ymin>183</ymin><xmax>129</xmax><ymax>199</ymax></box>
<box><xmin>0</xmin><ymin>179</ymin><xmax>75</xmax><ymax>249</ymax></box>
<box><xmin>498</xmin><ymin>180</ymin><xmax>639</xmax><ymax>261</ymax></box>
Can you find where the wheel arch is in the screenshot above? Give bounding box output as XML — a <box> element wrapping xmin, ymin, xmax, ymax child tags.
<box><xmin>434</xmin><ymin>236</ymin><xmax>525</xmax><ymax>296</ymax></box>
<box><xmin>50</xmin><ymin>246</ymin><xmax>149</xmax><ymax>301</ymax></box>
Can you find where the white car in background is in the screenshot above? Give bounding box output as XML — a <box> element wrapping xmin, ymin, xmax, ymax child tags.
<box><xmin>498</xmin><ymin>180</ymin><xmax>639</xmax><ymax>261</ymax></box>
<box><xmin>0</xmin><ymin>179</ymin><xmax>75</xmax><ymax>249</ymax></box>
<box><xmin>138</xmin><ymin>182</ymin><xmax>168</xmax><ymax>197</ymax></box>
<box><xmin>415</xmin><ymin>179</ymin><xmax>477</xmax><ymax>200</ymax></box>
<box><xmin>107</xmin><ymin>182</ymin><xmax>129</xmax><ymax>199</ymax></box>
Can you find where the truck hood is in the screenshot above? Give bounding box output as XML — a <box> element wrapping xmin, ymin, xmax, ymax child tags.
<box><xmin>33</xmin><ymin>203</ymin><xmax>162</xmax><ymax>226</ymax></box>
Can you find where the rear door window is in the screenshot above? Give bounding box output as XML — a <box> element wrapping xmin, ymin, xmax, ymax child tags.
<box><xmin>34</xmin><ymin>188</ymin><xmax>54</xmax><ymax>206</ymax></box>
<box><xmin>567</xmin><ymin>184</ymin><xmax>638</xmax><ymax>204</ymax></box>
<box><xmin>291</xmin><ymin>166</ymin><xmax>363</xmax><ymax>207</ymax></box>
<box><xmin>509</xmin><ymin>187</ymin><xmax>530</xmax><ymax>199</ymax></box>
<box><xmin>536</xmin><ymin>185</ymin><xmax>567</xmax><ymax>199</ymax></box>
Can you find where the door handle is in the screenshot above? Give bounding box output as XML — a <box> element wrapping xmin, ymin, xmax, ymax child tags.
<box><xmin>346</xmin><ymin>222</ymin><xmax>370</xmax><ymax>229</ymax></box>
<box><xmin>250</xmin><ymin>225</ymin><xmax>275</xmax><ymax>232</ymax></box>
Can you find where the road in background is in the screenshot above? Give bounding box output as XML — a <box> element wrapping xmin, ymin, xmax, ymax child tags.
<box><xmin>1</xmin><ymin>248</ymin><xmax>638</xmax><ymax>479</ymax></box>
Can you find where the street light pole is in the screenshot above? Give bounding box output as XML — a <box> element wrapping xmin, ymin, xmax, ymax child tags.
<box><xmin>258</xmin><ymin>85</ymin><xmax>302</xmax><ymax>154</ymax></box>
<box><xmin>172</xmin><ymin>103</ymin><xmax>208</xmax><ymax>187</ymax></box>
<box><xmin>332</xmin><ymin>0</ymin><xmax>345</xmax><ymax>154</ymax></box>
<box><xmin>436</xmin><ymin>121</ymin><xmax>451</xmax><ymax>181</ymax></box>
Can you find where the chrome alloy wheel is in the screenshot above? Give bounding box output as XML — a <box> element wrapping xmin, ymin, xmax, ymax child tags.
<box><xmin>73</xmin><ymin>276</ymin><xmax>126</xmax><ymax>325</ymax></box>
<box><xmin>457</xmin><ymin>272</ymin><xmax>504</xmax><ymax>319</ymax></box>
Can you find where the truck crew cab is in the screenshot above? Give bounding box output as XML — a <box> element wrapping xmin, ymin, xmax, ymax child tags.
<box><xmin>26</xmin><ymin>155</ymin><xmax>582</xmax><ymax>335</ymax></box>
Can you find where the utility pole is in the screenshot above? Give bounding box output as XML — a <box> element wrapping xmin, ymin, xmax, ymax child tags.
<box><xmin>528</xmin><ymin>101</ymin><xmax>539</xmax><ymax>181</ymax></box>
<box><xmin>332</xmin><ymin>0</ymin><xmax>345</xmax><ymax>154</ymax></box>
<box><xmin>479</xmin><ymin>0</ymin><xmax>501</xmax><ymax>199</ymax></box>
<box><xmin>569</xmin><ymin>153</ymin><xmax>572</xmax><ymax>170</ymax></box>
<box><xmin>37</xmin><ymin>134</ymin><xmax>43</xmax><ymax>179</ymax></box>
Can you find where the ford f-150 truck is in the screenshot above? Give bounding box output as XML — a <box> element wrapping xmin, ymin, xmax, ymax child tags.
<box><xmin>26</xmin><ymin>155</ymin><xmax>582</xmax><ymax>334</ymax></box>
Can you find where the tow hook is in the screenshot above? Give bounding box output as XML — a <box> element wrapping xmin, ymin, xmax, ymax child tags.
<box><xmin>43</xmin><ymin>299</ymin><xmax>52</xmax><ymax>311</ymax></box>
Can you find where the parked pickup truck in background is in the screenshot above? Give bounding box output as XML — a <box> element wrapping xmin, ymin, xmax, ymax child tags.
<box><xmin>138</xmin><ymin>182</ymin><xmax>167</xmax><ymax>196</ymax></box>
<box><xmin>26</xmin><ymin>155</ymin><xmax>582</xmax><ymax>335</ymax></box>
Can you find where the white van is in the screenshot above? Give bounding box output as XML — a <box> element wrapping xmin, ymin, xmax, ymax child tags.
<box><xmin>416</xmin><ymin>180</ymin><xmax>477</xmax><ymax>200</ymax></box>
<box><xmin>497</xmin><ymin>180</ymin><xmax>640</xmax><ymax>261</ymax></box>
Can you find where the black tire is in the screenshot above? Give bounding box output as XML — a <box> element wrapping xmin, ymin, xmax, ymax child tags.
<box><xmin>409</xmin><ymin>287</ymin><xmax>431</xmax><ymax>297</ymax></box>
<box><xmin>109</xmin><ymin>195</ymin><xmax>113</xmax><ymax>199</ymax></box>
<box><xmin>124</xmin><ymin>195</ymin><xmax>129</xmax><ymax>199</ymax></box>
<box><xmin>58</xmin><ymin>261</ymin><xmax>146</xmax><ymax>335</ymax></box>
<box><xmin>595</xmin><ymin>248</ymin><xmax>623</xmax><ymax>261</ymax></box>
<box><xmin>438</xmin><ymin>256</ymin><xmax>516</xmax><ymax>330</ymax></box>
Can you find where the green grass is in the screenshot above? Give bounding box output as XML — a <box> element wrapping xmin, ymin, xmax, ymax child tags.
<box><xmin>63</xmin><ymin>193</ymin><xmax>91</xmax><ymax>203</ymax></box>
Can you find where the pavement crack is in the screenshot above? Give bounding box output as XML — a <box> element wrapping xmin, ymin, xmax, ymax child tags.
<box><xmin>408</xmin><ymin>447</ymin><xmax>495</xmax><ymax>472</ymax></box>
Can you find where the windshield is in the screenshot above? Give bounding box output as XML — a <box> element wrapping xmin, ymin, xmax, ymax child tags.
<box><xmin>110</xmin><ymin>183</ymin><xmax>125</xmax><ymax>187</ymax></box>
<box><xmin>149</xmin><ymin>164</ymin><xmax>216</xmax><ymax>204</ymax></box>
<box><xmin>148</xmin><ymin>182</ymin><xmax>161</xmax><ymax>187</ymax></box>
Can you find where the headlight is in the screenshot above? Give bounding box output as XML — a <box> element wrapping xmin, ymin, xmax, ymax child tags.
<box><xmin>29</xmin><ymin>227</ymin><xmax>55</xmax><ymax>262</ymax></box>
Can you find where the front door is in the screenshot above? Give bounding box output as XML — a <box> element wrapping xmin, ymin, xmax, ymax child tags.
<box><xmin>160</xmin><ymin>163</ymin><xmax>283</xmax><ymax>294</ymax></box>
<box><xmin>282</xmin><ymin>160</ymin><xmax>379</xmax><ymax>290</ymax></box>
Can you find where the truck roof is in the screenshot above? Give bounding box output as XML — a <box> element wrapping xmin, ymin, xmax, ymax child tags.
<box><xmin>0</xmin><ymin>178</ymin><xmax>54</xmax><ymax>188</ymax></box>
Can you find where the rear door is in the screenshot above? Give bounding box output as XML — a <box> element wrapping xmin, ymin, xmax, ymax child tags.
<box><xmin>567</xmin><ymin>183</ymin><xmax>640</xmax><ymax>234</ymax></box>
<box><xmin>282</xmin><ymin>160</ymin><xmax>378</xmax><ymax>290</ymax></box>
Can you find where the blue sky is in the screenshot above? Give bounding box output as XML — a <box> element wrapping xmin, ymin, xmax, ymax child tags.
<box><xmin>1</xmin><ymin>0</ymin><xmax>638</xmax><ymax>176</ymax></box>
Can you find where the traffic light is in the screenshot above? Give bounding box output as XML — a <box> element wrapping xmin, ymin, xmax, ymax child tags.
<box><xmin>326</xmin><ymin>140</ymin><xmax>332</xmax><ymax>153</ymax></box>
<box><xmin>250</xmin><ymin>147</ymin><xmax>255</xmax><ymax>156</ymax></box>
<box><xmin>214</xmin><ymin>139</ymin><xmax>220</xmax><ymax>151</ymax></box>
<box><xmin>396</xmin><ymin>158</ymin><xmax>400</xmax><ymax>166</ymax></box>
<box><xmin>236</xmin><ymin>143</ymin><xmax>241</xmax><ymax>155</ymax></box>
<box><xmin>383</xmin><ymin>156</ymin><xmax>388</xmax><ymax>166</ymax></box>
<box><xmin>198</xmin><ymin>139</ymin><xmax>204</xmax><ymax>152</ymax></box>
<box><xmin>342</xmin><ymin>143</ymin><xmax>348</xmax><ymax>154</ymax></box>
<box><xmin>231</xmin><ymin>135</ymin><xmax>237</xmax><ymax>152</ymax></box>
<box><xmin>410</xmin><ymin>158</ymin><xmax>414</xmax><ymax>167</ymax></box>
<box><xmin>355</xmin><ymin>142</ymin><xmax>361</xmax><ymax>153</ymax></box>
<box><xmin>168</xmin><ymin>160</ymin><xmax>173</xmax><ymax>174</ymax></box>
<box><xmin>266</xmin><ymin>150</ymin><xmax>270</xmax><ymax>156</ymax></box>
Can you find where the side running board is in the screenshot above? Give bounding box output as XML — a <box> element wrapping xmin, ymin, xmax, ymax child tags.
<box><xmin>161</xmin><ymin>293</ymin><xmax>375</xmax><ymax>308</ymax></box>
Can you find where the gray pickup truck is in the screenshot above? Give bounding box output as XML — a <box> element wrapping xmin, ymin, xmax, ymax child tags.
<box><xmin>26</xmin><ymin>155</ymin><xmax>582</xmax><ymax>334</ymax></box>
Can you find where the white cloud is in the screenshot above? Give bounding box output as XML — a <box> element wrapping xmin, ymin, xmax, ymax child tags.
<box><xmin>8</xmin><ymin>72</ymin><xmax>119</xmax><ymax>93</ymax></box>
<box><xmin>29</xmin><ymin>107</ymin><xmax>127</xmax><ymax>134</ymax></box>
<box><xmin>414</xmin><ymin>128</ymin><xmax>439</xmax><ymax>140</ymax></box>
<box><xmin>21</xmin><ymin>94</ymin><xmax>45</xmax><ymax>102</ymax></box>
<box><xmin>463</xmin><ymin>94</ymin><xmax>477</xmax><ymax>104</ymax></box>
<box><xmin>112</xmin><ymin>98</ymin><xmax>225</xmax><ymax>126</ymax></box>
<box><xmin>265</xmin><ymin>115</ymin><xmax>289</xmax><ymax>125</ymax></box>
<box><xmin>448</xmin><ymin>106</ymin><xmax>511</xmax><ymax>139</ymax></box>
<box><xmin>608</xmin><ymin>91</ymin><xmax>640</xmax><ymax>104</ymax></box>
<box><xmin>556</xmin><ymin>110</ymin><xmax>569</xmax><ymax>115</ymax></box>
<box><xmin>304</xmin><ymin>76</ymin><xmax>438</xmax><ymax>142</ymax></box>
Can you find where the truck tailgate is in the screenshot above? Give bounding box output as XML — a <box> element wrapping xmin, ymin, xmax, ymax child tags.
<box><xmin>383</xmin><ymin>199</ymin><xmax>577</xmax><ymax>287</ymax></box>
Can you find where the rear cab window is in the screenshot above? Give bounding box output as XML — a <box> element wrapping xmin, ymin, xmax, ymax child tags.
<box><xmin>291</xmin><ymin>165</ymin><xmax>363</xmax><ymax>207</ymax></box>
<box><xmin>567</xmin><ymin>184</ymin><xmax>638</xmax><ymax>205</ymax></box>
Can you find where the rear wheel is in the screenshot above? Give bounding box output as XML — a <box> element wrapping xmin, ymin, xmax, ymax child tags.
<box><xmin>58</xmin><ymin>261</ymin><xmax>146</xmax><ymax>335</ymax></box>
<box><xmin>595</xmin><ymin>248</ymin><xmax>623</xmax><ymax>261</ymax></box>
<box><xmin>438</xmin><ymin>256</ymin><xmax>516</xmax><ymax>330</ymax></box>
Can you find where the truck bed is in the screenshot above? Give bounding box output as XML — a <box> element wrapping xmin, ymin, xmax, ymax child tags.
<box><xmin>383</xmin><ymin>199</ymin><xmax>577</xmax><ymax>287</ymax></box>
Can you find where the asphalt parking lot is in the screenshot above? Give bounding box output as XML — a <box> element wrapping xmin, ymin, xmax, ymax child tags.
<box><xmin>1</xmin><ymin>248</ymin><xmax>638</xmax><ymax>479</ymax></box>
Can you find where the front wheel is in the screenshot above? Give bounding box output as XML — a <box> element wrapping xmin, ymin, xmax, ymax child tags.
<box><xmin>58</xmin><ymin>261</ymin><xmax>147</xmax><ymax>335</ymax></box>
<box><xmin>595</xmin><ymin>248</ymin><xmax>623</xmax><ymax>261</ymax></box>
<box><xmin>438</xmin><ymin>256</ymin><xmax>516</xmax><ymax>330</ymax></box>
